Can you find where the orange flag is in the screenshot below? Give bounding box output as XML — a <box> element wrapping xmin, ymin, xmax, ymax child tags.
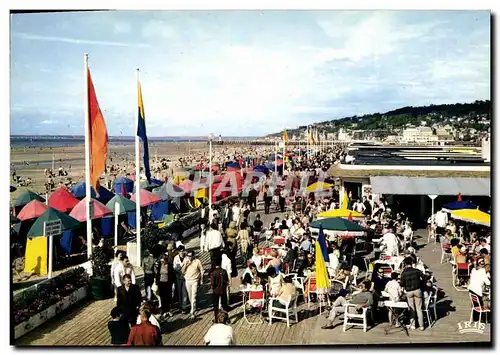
<box><xmin>87</xmin><ymin>69</ymin><xmax>108</xmax><ymax>192</ymax></box>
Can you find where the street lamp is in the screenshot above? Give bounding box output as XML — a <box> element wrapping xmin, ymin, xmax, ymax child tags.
<box><xmin>208</xmin><ymin>133</ymin><xmax>215</xmax><ymax>210</ymax></box>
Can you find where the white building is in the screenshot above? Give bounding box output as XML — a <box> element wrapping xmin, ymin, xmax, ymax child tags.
<box><xmin>338</xmin><ymin>128</ymin><xmax>351</xmax><ymax>142</ymax></box>
<box><xmin>401</xmin><ymin>126</ymin><xmax>438</xmax><ymax>143</ymax></box>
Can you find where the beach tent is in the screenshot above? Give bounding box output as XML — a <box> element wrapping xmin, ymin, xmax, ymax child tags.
<box><xmin>113</xmin><ymin>177</ymin><xmax>134</xmax><ymax>194</ymax></box>
<box><xmin>153</xmin><ymin>183</ymin><xmax>183</xmax><ymax>209</ymax></box>
<box><xmin>317</xmin><ymin>208</ymin><xmax>364</xmax><ymax>220</ymax></box>
<box><xmin>131</xmin><ymin>188</ymin><xmax>161</xmax><ymax>207</ymax></box>
<box><xmin>150</xmin><ymin>201</ymin><xmax>170</xmax><ymax>221</ymax></box>
<box><xmin>450</xmin><ymin>209</ymin><xmax>490</xmax><ymax>227</ymax></box>
<box><xmin>70</xmin><ymin>198</ymin><xmax>113</xmax><ymax>222</ymax></box>
<box><xmin>27</xmin><ymin>208</ymin><xmax>80</xmax><ymax>237</ymax></box>
<box><xmin>70</xmin><ymin>182</ymin><xmax>115</xmax><ymax>202</ymax></box>
<box><xmin>48</xmin><ymin>187</ymin><xmax>80</xmax><ymax>213</ymax></box>
<box><xmin>253</xmin><ymin>165</ymin><xmax>269</xmax><ymax>174</ymax></box>
<box><xmin>17</xmin><ymin>200</ymin><xmax>49</xmax><ymax>221</ymax></box>
<box><xmin>442</xmin><ymin>200</ymin><xmax>478</xmax><ymax>212</ymax></box>
<box><xmin>106</xmin><ymin>194</ymin><xmax>137</xmax><ymax>215</ymax></box>
<box><xmin>24</xmin><ymin>236</ymin><xmax>48</xmax><ymax>275</ymax></box>
<box><xmin>179</xmin><ymin>179</ymin><xmax>194</xmax><ymax>194</ymax></box>
<box><xmin>14</xmin><ymin>190</ymin><xmax>45</xmax><ymax>215</ymax></box>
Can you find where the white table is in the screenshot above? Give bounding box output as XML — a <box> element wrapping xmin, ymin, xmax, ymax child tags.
<box><xmin>383</xmin><ymin>300</ymin><xmax>409</xmax><ymax>336</ymax></box>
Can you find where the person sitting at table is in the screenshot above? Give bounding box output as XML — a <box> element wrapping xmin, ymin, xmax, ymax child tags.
<box><xmin>270</xmin><ymin>217</ymin><xmax>280</xmax><ymax>234</ymax></box>
<box><xmin>241</xmin><ymin>263</ymin><xmax>266</xmax><ymax>286</ymax></box>
<box><xmin>280</xmin><ymin>220</ymin><xmax>289</xmax><ymax>232</ymax></box>
<box><xmin>283</xmin><ymin>242</ymin><xmax>297</xmax><ymax>268</ymax></box>
<box><xmin>294</xmin><ymin>251</ymin><xmax>307</xmax><ymax>277</ymax></box>
<box><xmin>321</xmin><ymin>280</ymin><xmax>373</xmax><ymax>330</ymax></box>
<box><xmin>384</xmin><ymin>272</ymin><xmax>404</xmax><ymax>326</ymax></box>
<box><xmin>333</xmin><ymin>265</ymin><xmax>351</xmax><ymax>285</ymax></box>
<box><xmin>306</xmin><ymin>253</ymin><xmax>315</xmax><ymax>269</ymax></box>
<box><xmin>276</xmin><ymin>275</ymin><xmax>297</xmax><ymax>302</ymax></box>
<box><xmin>478</xmin><ymin>238</ymin><xmax>490</xmax><ymax>253</ymax></box>
<box><xmin>370</xmin><ymin>266</ymin><xmax>389</xmax><ymax>322</ymax></box>
<box><xmin>251</xmin><ymin>248</ymin><xmax>263</xmax><ymax>270</ymax></box>
<box><xmin>268</xmin><ymin>251</ymin><xmax>281</xmax><ymax>274</ymax></box>
<box><xmin>268</xmin><ymin>267</ymin><xmax>284</xmax><ymax>297</ymax></box>
<box><xmin>450</xmin><ymin>238</ymin><xmax>460</xmax><ymax>262</ymax></box>
<box><xmin>446</xmin><ymin>220</ymin><xmax>456</xmax><ymax>235</ymax></box>
<box><xmin>379</xmin><ymin>227</ymin><xmax>400</xmax><ymax>257</ymax></box>
<box><xmin>328</xmin><ymin>244</ymin><xmax>340</xmax><ymax>272</ymax></box>
<box><xmin>479</xmin><ymin>248</ymin><xmax>490</xmax><ymax>266</ymax></box>
<box><xmin>252</xmin><ymin>214</ymin><xmax>263</xmax><ymax>233</ymax></box>
<box><xmin>468</xmin><ymin>258</ymin><xmax>490</xmax><ymax>309</ymax></box>
<box><xmin>455</xmin><ymin>246</ymin><xmax>468</xmax><ymax>264</ymax></box>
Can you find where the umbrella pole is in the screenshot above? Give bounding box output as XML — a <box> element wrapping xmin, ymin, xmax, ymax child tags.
<box><xmin>114</xmin><ymin>202</ymin><xmax>119</xmax><ymax>250</ymax></box>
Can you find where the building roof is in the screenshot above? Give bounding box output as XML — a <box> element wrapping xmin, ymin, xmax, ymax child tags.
<box><xmin>370</xmin><ymin>176</ymin><xmax>490</xmax><ymax>196</ymax></box>
<box><xmin>328</xmin><ymin>166</ymin><xmax>490</xmax><ymax>179</ymax></box>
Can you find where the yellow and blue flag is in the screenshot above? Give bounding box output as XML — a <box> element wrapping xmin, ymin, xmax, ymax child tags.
<box><xmin>137</xmin><ymin>79</ymin><xmax>151</xmax><ymax>183</ymax></box>
<box><xmin>317</xmin><ymin>225</ymin><xmax>329</xmax><ymax>262</ymax></box>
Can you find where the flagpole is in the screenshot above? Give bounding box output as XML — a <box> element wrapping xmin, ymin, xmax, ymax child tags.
<box><xmin>135</xmin><ymin>68</ymin><xmax>142</xmax><ymax>267</ymax></box>
<box><xmin>282</xmin><ymin>130</ymin><xmax>286</xmax><ymax>176</ymax></box>
<box><xmin>84</xmin><ymin>53</ymin><xmax>93</xmax><ymax>265</ymax></box>
<box><xmin>274</xmin><ymin>140</ymin><xmax>278</xmax><ymax>176</ymax></box>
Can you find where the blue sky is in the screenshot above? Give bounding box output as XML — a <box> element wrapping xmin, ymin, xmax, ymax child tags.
<box><xmin>10</xmin><ymin>10</ymin><xmax>490</xmax><ymax>136</ymax></box>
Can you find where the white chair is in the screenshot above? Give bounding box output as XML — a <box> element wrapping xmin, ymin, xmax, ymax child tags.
<box><xmin>343</xmin><ymin>303</ymin><xmax>370</xmax><ymax>332</ymax></box>
<box><xmin>440</xmin><ymin>241</ymin><xmax>452</xmax><ymax>264</ymax></box>
<box><xmin>469</xmin><ymin>292</ymin><xmax>490</xmax><ymax>325</ymax></box>
<box><xmin>268</xmin><ymin>295</ymin><xmax>299</xmax><ymax>327</ymax></box>
<box><xmin>422</xmin><ymin>286</ymin><xmax>438</xmax><ymax>328</ymax></box>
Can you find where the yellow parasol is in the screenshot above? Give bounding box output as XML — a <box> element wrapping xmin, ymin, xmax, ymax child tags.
<box><xmin>317</xmin><ymin>208</ymin><xmax>364</xmax><ymax>219</ymax></box>
<box><xmin>314</xmin><ymin>241</ymin><xmax>330</xmax><ymax>294</ymax></box>
<box><xmin>451</xmin><ymin>209</ymin><xmax>490</xmax><ymax>227</ymax></box>
<box><xmin>341</xmin><ymin>190</ymin><xmax>349</xmax><ymax>209</ymax></box>
<box><xmin>306</xmin><ymin>181</ymin><xmax>333</xmax><ymax>192</ymax></box>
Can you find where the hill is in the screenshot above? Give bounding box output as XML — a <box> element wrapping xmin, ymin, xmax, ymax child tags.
<box><xmin>268</xmin><ymin>100</ymin><xmax>491</xmax><ymax>138</ymax></box>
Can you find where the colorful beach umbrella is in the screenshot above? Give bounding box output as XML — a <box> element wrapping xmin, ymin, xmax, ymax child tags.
<box><xmin>179</xmin><ymin>179</ymin><xmax>193</xmax><ymax>194</ymax></box>
<box><xmin>106</xmin><ymin>194</ymin><xmax>137</xmax><ymax>215</ymax></box>
<box><xmin>317</xmin><ymin>225</ymin><xmax>329</xmax><ymax>262</ymax></box>
<box><xmin>48</xmin><ymin>186</ymin><xmax>80</xmax><ymax>213</ymax></box>
<box><xmin>306</xmin><ymin>181</ymin><xmax>333</xmax><ymax>192</ymax></box>
<box><xmin>70</xmin><ymin>198</ymin><xmax>113</xmax><ymax>222</ymax></box>
<box><xmin>131</xmin><ymin>188</ymin><xmax>161</xmax><ymax>207</ymax></box>
<box><xmin>27</xmin><ymin>208</ymin><xmax>80</xmax><ymax>237</ymax></box>
<box><xmin>14</xmin><ymin>190</ymin><xmax>45</xmax><ymax>207</ymax></box>
<box><xmin>451</xmin><ymin>209</ymin><xmax>490</xmax><ymax>227</ymax></box>
<box><xmin>17</xmin><ymin>200</ymin><xmax>49</xmax><ymax>221</ymax></box>
<box><xmin>442</xmin><ymin>200</ymin><xmax>477</xmax><ymax>212</ymax></box>
<box><xmin>70</xmin><ymin>182</ymin><xmax>115</xmax><ymax>201</ymax></box>
<box><xmin>318</xmin><ymin>208</ymin><xmax>364</xmax><ymax>219</ymax></box>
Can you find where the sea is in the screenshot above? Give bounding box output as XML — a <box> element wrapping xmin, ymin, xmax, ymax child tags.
<box><xmin>10</xmin><ymin>135</ymin><xmax>257</xmax><ymax>148</ymax></box>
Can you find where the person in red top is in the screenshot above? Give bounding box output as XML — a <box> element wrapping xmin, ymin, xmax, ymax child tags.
<box><xmin>126</xmin><ymin>309</ymin><xmax>162</xmax><ymax>346</ymax></box>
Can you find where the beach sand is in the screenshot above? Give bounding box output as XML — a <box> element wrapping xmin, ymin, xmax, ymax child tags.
<box><xmin>9</xmin><ymin>142</ymin><xmax>210</xmax><ymax>204</ymax></box>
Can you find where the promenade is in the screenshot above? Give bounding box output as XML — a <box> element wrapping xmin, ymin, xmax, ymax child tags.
<box><xmin>16</xmin><ymin>206</ymin><xmax>490</xmax><ymax>346</ymax></box>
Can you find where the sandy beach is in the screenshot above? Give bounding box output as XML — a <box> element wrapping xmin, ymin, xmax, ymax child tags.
<box><xmin>9</xmin><ymin>141</ymin><xmax>284</xmax><ymax>204</ymax></box>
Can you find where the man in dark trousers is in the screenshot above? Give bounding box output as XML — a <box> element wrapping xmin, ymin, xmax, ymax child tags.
<box><xmin>264</xmin><ymin>186</ymin><xmax>272</xmax><ymax>214</ymax></box>
<box><xmin>210</xmin><ymin>256</ymin><xmax>230</xmax><ymax>322</ymax></box>
<box><xmin>117</xmin><ymin>274</ymin><xmax>143</xmax><ymax>327</ymax></box>
<box><xmin>400</xmin><ymin>257</ymin><xmax>425</xmax><ymax>330</ymax></box>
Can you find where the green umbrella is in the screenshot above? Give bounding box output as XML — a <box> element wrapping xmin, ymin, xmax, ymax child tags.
<box><xmin>310</xmin><ymin>217</ymin><xmax>365</xmax><ymax>232</ymax></box>
<box><xmin>106</xmin><ymin>194</ymin><xmax>136</xmax><ymax>215</ymax></box>
<box><xmin>27</xmin><ymin>208</ymin><xmax>80</xmax><ymax>237</ymax></box>
<box><xmin>14</xmin><ymin>190</ymin><xmax>45</xmax><ymax>207</ymax></box>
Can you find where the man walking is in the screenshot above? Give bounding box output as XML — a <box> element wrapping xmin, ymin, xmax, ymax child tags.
<box><xmin>210</xmin><ymin>256</ymin><xmax>230</xmax><ymax>322</ymax></box>
<box><xmin>182</xmin><ymin>250</ymin><xmax>204</xmax><ymax>319</ymax></box>
<box><xmin>142</xmin><ymin>250</ymin><xmax>156</xmax><ymax>301</ymax></box>
<box><xmin>205</xmin><ymin>221</ymin><xmax>224</xmax><ymax>267</ymax></box>
<box><xmin>117</xmin><ymin>274</ymin><xmax>143</xmax><ymax>327</ymax></box>
<box><xmin>400</xmin><ymin>257</ymin><xmax>424</xmax><ymax>330</ymax></box>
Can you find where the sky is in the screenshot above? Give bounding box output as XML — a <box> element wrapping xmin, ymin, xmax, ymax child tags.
<box><xmin>10</xmin><ymin>10</ymin><xmax>490</xmax><ymax>137</ymax></box>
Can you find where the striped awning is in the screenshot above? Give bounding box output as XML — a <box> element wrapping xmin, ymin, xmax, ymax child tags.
<box><xmin>370</xmin><ymin>176</ymin><xmax>490</xmax><ymax>196</ymax></box>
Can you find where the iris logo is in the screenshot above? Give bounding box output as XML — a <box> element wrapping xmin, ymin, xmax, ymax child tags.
<box><xmin>457</xmin><ymin>321</ymin><xmax>486</xmax><ymax>334</ymax></box>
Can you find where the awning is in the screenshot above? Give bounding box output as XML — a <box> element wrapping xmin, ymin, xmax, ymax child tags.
<box><xmin>370</xmin><ymin>176</ymin><xmax>490</xmax><ymax>196</ymax></box>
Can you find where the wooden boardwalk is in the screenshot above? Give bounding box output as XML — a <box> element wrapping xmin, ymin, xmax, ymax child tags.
<box><xmin>15</xmin><ymin>208</ymin><xmax>491</xmax><ymax>346</ymax></box>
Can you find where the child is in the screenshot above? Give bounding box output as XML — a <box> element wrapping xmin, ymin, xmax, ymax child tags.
<box><xmin>108</xmin><ymin>307</ymin><xmax>130</xmax><ymax>346</ymax></box>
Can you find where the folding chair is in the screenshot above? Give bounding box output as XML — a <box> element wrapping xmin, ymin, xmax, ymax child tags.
<box><xmin>440</xmin><ymin>242</ymin><xmax>452</xmax><ymax>264</ymax></box>
<box><xmin>469</xmin><ymin>292</ymin><xmax>490</xmax><ymax>325</ymax></box>
<box><xmin>244</xmin><ymin>290</ymin><xmax>266</xmax><ymax>324</ymax></box>
<box><xmin>453</xmin><ymin>263</ymin><xmax>471</xmax><ymax>291</ymax></box>
<box><xmin>423</xmin><ymin>286</ymin><xmax>438</xmax><ymax>328</ymax></box>
<box><xmin>268</xmin><ymin>295</ymin><xmax>299</xmax><ymax>327</ymax></box>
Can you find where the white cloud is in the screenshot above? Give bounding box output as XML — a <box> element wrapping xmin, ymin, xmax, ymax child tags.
<box><xmin>13</xmin><ymin>32</ymin><xmax>150</xmax><ymax>48</ymax></box>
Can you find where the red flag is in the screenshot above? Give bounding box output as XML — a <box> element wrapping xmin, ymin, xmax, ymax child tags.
<box><xmin>348</xmin><ymin>212</ymin><xmax>353</xmax><ymax>222</ymax></box>
<box><xmin>457</xmin><ymin>193</ymin><xmax>462</xmax><ymax>202</ymax></box>
<box><xmin>87</xmin><ymin>69</ymin><xmax>108</xmax><ymax>192</ymax></box>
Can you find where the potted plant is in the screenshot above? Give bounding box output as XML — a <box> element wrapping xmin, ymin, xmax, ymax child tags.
<box><xmin>89</xmin><ymin>245</ymin><xmax>113</xmax><ymax>300</ymax></box>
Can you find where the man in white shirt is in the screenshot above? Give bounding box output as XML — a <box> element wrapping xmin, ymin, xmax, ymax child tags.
<box><xmin>205</xmin><ymin>222</ymin><xmax>224</xmax><ymax>265</ymax></box>
<box><xmin>355</xmin><ymin>199</ymin><xmax>365</xmax><ymax>214</ymax></box>
<box><xmin>114</xmin><ymin>255</ymin><xmax>136</xmax><ymax>289</ymax></box>
<box><xmin>379</xmin><ymin>228</ymin><xmax>400</xmax><ymax>256</ymax></box>
<box><xmin>231</xmin><ymin>203</ymin><xmax>240</xmax><ymax>226</ymax></box>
